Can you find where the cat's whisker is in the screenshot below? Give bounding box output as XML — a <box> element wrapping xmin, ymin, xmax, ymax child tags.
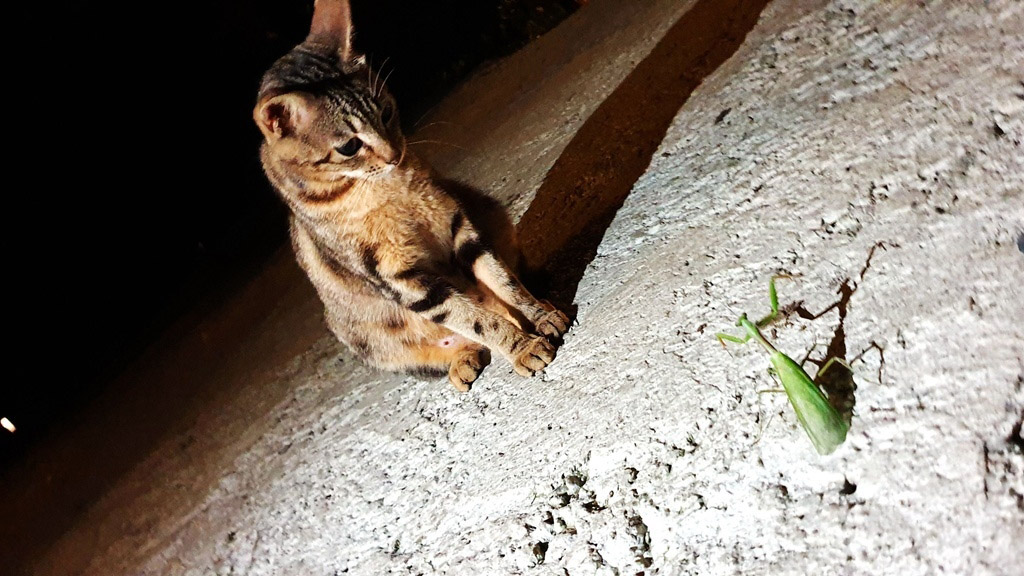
<box><xmin>347</xmin><ymin>177</ymin><xmax>370</xmax><ymax>208</ymax></box>
<box><xmin>406</xmin><ymin>139</ymin><xmax>466</xmax><ymax>151</ymax></box>
<box><xmin>370</xmin><ymin>56</ymin><xmax>377</xmax><ymax>94</ymax></box>
<box><xmin>411</xmin><ymin>110</ymin><xmax>433</xmax><ymax>128</ymax></box>
<box><xmin>411</xmin><ymin>120</ymin><xmax>457</xmax><ymax>132</ymax></box>
<box><xmin>378</xmin><ymin>66</ymin><xmax>396</xmax><ymax>98</ymax></box>
<box><xmin>373</xmin><ymin>57</ymin><xmax>390</xmax><ymax>97</ymax></box>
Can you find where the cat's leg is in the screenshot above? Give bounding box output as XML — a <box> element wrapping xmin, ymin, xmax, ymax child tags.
<box><xmin>297</xmin><ymin>229</ymin><xmax>504</xmax><ymax>387</ymax></box>
<box><xmin>457</xmin><ymin>246</ymin><xmax>569</xmax><ymax>340</ymax></box>
<box><xmin>450</xmin><ymin>215</ymin><xmax>569</xmax><ymax>340</ymax></box>
<box><xmin>374</xmin><ymin>333</ymin><xmax>491</xmax><ymax>392</ymax></box>
<box><xmin>439</xmin><ymin>178</ymin><xmax>521</xmax><ymax>270</ymax></box>
<box><xmin>470</xmin><ymin>253</ymin><xmax>570</xmax><ymax>340</ymax></box>
<box><xmin>327</xmin><ymin>306</ymin><xmax>491</xmax><ymax>390</ymax></box>
<box><xmin>381</xmin><ymin>269</ymin><xmax>557</xmax><ymax>377</ymax></box>
<box><xmin>414</xmin><ymin>335</ymin><xmax>490</xmax><ymax>392</ymax></box>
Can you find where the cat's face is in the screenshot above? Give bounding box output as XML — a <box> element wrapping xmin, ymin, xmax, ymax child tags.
<box><xmin>255</xmin><ymin>55</ymin><xmax>405</xmax><ymax>183</ymax></box>
<box><xmin>254</xmin><ymin>0</ymin><xmax>405</xmax><ymax>183</ymax></box>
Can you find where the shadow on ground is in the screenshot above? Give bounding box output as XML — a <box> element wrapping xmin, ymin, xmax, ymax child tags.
<box><xmin>518</xmin><ymin>0</ymin><xmax>772</xmax><ymax>313</ymax></box>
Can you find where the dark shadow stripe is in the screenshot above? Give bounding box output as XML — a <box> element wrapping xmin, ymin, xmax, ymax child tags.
<box><xmin>395</xmin><ymin>266</ymin><xmax>425</xmax><ymax>280</ymax></box>
<box><xmin>408</xmin><ymin>278</ymin><xmax>454</xmax><ymax>312</ymax></box>
<box><xmin>317</xmin><ymin>245</ymin><xmax>350</xmax><ymax>278</ymax></box>
<box><xmin>409</xmin><ymin>366</ymin><xmax>448</xmax><ymax>379</ymax></box>
<box><xmin>450</xmin><ymin>211</ymin><xmax>464</xmax><ymax>238</ymax></box>
<box><xmin>384</xmin><ymin>316</ymin><xmax>407</xmax><ymax>330</ymax></box>
<box><xmin>355</xmin><ymin>244</ymin><xmax>402</xmax><ymax>301</ymax></box>
<box><xmin>380</xmin><ymin>286</ymin><xmax>402</xmax><ymax>302</ymax></box>
<box><xmin>350</xmin><ymin>337</ymin><xmax>371</xmax><ymax>357</ymax></box>
<box><xmin>430</xmin><ymin>311</ymin><xmax>449</xmax><ymax>324</ymax></box>
<box><xmin>297</xmin><ymin>179</ymin><xmax>355</xmax><ymax>204</ymax></box>
<box><xmin>456</xmin><ymin>239</ymin><xmax>486</xmax><ymax>267</ymax></box>
<box><xmin>517</xmin><ymin>0</ymin><xmax>773</xmax><ymax>310</ymax></box>
<box><xmin>312</xmin><ymin>239</ymin><xmax>402</xmax><ymax>302</ymax></box>
<box><xmin>360</xmin><ymin>244</ymin><xmax>381</xmax><ymax>279</ymax></box>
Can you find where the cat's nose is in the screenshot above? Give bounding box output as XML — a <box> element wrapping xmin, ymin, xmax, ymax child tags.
<box><xmin>387</xmin><ymin>146</ymin><xmax>405</xmax><ymax>166</ymax></box>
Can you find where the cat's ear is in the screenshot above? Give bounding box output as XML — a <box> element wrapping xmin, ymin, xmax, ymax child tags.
<box><xmin>254</xmin><ymin>94</ymin><xmax>312</xmax><ymax>141</ymax></box>
<box><xmin>308</xmin><ymin>0</ymin><xmax>353</xmax><ymax>61</ymax></box>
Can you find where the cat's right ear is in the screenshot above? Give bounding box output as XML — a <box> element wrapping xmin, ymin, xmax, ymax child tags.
<box><xmin>308</xmin><ymin>0</ymin><xmax>353</xmax><ymax>61</ymax></box>
<box><xmin>254</xmin><ymin>94</ymin><xmax>312</xmax><ymax>142</ymax></box>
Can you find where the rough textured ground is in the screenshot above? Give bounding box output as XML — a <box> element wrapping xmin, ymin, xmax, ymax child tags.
<box><xmin>14</xmin><ymin>0</ymin><xmax>1024</xmax><ymax>574</ymax></box>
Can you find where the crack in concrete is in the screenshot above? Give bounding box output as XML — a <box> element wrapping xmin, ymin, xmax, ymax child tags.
<box><xmin>980</xmin><ymin>381</ymin><xmax>1024</xmax><ymax>511</ymax></box>
<box><xmin>1008</xmin><ymin>375</ymin><xmax>1024</xmax><ymax>451</ymax></box>
<box><xmin>983</xmin><ymin>439</ymin><xmax>992</xmax><ymax>500</ymax></box>
<box><xmin>626</xmin><ymin>512</ymin><xmax>653</xmax><ymax>568</ymax></box>
<box><xmin>1008</xmin><ymin>410</ymin><xmax>1024</xmax><ymax>452</ymax></box>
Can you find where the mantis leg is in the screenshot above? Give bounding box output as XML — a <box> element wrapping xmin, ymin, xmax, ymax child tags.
<box><xmin>756</xmin><ymin>274</ymin><xmax>794</xmax><ymax>328</ymax></box>
<box><xmin>797</xmin><ymin>342</ymin><xmax>818</xmax><ymax>368</ymax></box>
<box><xmin>716</xmin><ymin>331</ymin><xmax>753</xmax><ymax>346</ymax></box>
<box><xmin>751</xmin><ymin>411</ymin><xmax>776</xmax><ymax>447</ymax></box>
<box><xmin>815</xmin><ymin>356</ymin><xmax>853</xmax><ymax>380</ymax></box>
<box><xmin>759</xmin><ymin>366</ymin><xmax>787</xmax><ymax>394</ymax></box>
<box><xmin>720</xmin><ymin>274</ymin><xmax>795</xmax><ymax>345</ymax></box>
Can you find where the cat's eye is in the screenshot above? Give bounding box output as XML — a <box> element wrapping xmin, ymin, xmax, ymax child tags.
<box><xmin>336</xmin><ymin>137</ymin><xmax>363</xmax><ymax>157</ymax></box>
<box><xmin>381</xmin><ymin>102</ymin><xmax>394</xmax><ymax>125</ymax></box>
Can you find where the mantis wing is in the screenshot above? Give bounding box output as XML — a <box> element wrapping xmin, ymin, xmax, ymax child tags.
<box><xmin>770</xmin><ymin>351</ymin><xmax>849</xmax><ymax>455</ymax></box>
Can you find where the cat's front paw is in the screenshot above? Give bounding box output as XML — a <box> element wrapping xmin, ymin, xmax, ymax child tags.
<box><xmin>534</xmin><ymin>307</ymin><xmax>570</xmax><ymax>340</ymax></box>
<box><xmin>449</xmin><ymin>347</ymin><xmax>491</xmax><ymax>392</ymax></box>
<box><xmin>511</xmin><ymin>336</ymin><xmax>556</xmax><ymax>377</ymax></box>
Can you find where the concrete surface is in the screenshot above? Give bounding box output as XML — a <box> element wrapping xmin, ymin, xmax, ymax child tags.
<box><xmin>14</xmin><ymin>0</ymin><xmax>1024</xmax><ymax>574</ymax></box>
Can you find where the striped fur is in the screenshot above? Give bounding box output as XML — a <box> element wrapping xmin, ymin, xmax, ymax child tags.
<box><xmin>253</xmin><ymin>0</ymin><xmax>569</xmax><ymax>390</ymax></box>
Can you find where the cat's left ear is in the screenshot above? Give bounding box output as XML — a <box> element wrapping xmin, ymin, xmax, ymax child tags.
<box><xmin>254</xmin><ymin>93</ymin><xmax>313</xmax><ymax>142</ymax></box>
<box><xmin>308</xmin><ymin>0</ymin><xmax>353</xmax><ymax>61</ymax></box>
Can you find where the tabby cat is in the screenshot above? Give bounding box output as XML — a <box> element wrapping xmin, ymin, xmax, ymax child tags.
<box><xmin>253</xmin><ymin>0</ymin><xmax>570</xmax><ymax>390</ymax></box>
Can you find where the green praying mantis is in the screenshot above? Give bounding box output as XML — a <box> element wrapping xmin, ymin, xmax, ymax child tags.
<box><xmin>716</xmin><ymin>276</ymin><xmax>849</xmax><ymax>455</ymax></box>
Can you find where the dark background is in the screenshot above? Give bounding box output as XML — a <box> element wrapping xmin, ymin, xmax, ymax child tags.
<box><xmin>5</xmin><ymin>0</ymin><xmax>578</xmax><ymax>468</ymax></box>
